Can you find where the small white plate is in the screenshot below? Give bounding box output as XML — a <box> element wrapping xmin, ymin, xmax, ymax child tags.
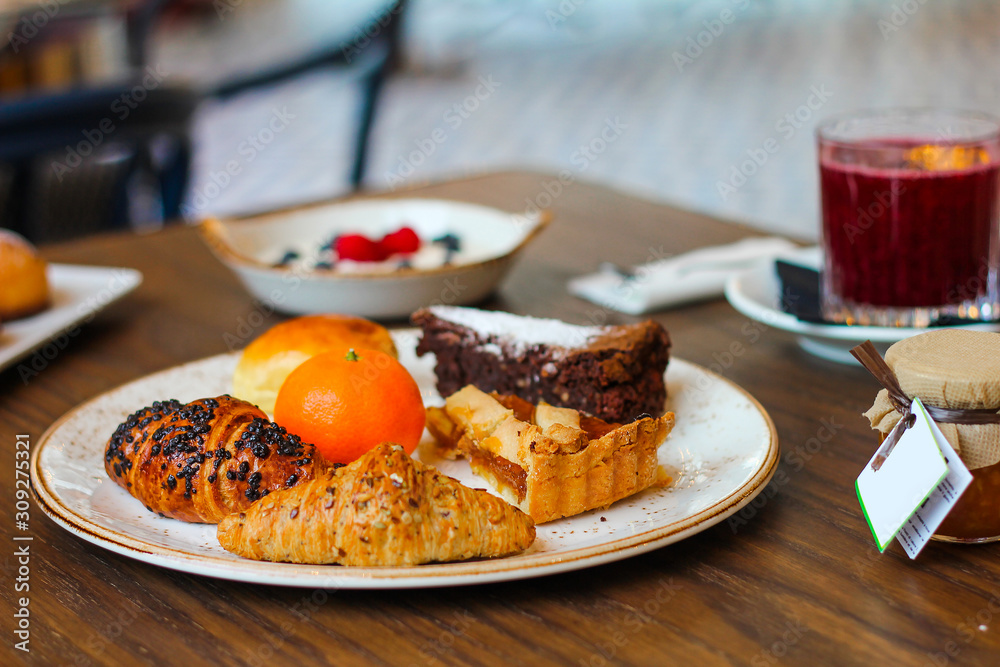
<box><xmin>31</xmin><ymin>331</ymin><xmax>778</xmax><ymax>589</ymax></box>
<box><xmin>0</xmin><ymin>265</ymin><xmax>142</xmax><ymax>377</ymax></box>
<box><xmin>724</xmin><ymin>247</ymin><xmax>1000</xmax><ymax>364</ymax></box>
<box><xmin>198</xmin><ymin>198</ymin><xmax>550</xmax><ymax>320</ymax></box>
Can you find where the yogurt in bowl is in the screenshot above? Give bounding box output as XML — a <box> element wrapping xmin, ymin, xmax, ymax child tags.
<box><xmin>198</xmin><ymin>197</ymin><xmax>551</xmax><ymax>319</ymax></box>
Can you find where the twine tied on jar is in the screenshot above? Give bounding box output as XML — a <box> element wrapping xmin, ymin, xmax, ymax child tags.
<box><xmin>850</xmin><ymin>340</ymin><xmax>1000</xmax><ymax>471</ymax></box>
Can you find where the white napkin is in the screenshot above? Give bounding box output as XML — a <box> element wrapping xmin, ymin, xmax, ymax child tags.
<box><xmin>567</xmin><ymin>237</ymin><xmax>799</xmax><ymax>315</ymax></box>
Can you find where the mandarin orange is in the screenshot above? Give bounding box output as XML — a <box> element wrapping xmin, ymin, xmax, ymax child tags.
<box><xmin>273</xmin><ymin>348</ymin><xmax>425</xmax><ymax>464</ymax></box>
<box><xmin>232</xmin><ymin>314</ymin><xmax>397</xmax><ymax>415</ymax></box>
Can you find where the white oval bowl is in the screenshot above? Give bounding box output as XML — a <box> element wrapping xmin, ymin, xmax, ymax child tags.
<box><xmin>198</xmin><ymin>198</ymin><xmax>550</xmax><ymax>319</ymax></box>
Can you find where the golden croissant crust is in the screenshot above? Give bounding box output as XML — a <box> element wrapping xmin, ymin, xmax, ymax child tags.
<box><xmin>104</xmin><ymin>396</ymin><xmax>333</xmax><ymax>523</ymax></box>
<box><xmin>217</xmin><ymin>442</ymin><xmax>535</xmax><ymax>566</ymax></box>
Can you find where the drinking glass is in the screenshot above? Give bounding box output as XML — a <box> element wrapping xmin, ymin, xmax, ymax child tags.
<box><xmin>818</xmin><ymin>109</ymin><xmax>1000</xmax><ymax>327</ymax></box>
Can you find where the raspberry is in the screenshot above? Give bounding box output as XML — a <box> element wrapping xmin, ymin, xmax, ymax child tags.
<box><xmin>380</xmin><ymin>226</ymin><xmax>421</xmax><ymax>255</ymax></box>
<box><xmin>335</xmin><ymin>234</ymin><xmax>387</xmax><ymax>262</ymax></box>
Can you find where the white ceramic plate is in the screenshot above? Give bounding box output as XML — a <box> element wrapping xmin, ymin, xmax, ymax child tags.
<box><xmin>198</xmin><ymin>198</ymin><xmax>550</xmax><ymax>320</ymax></box>
<box><xmin>724</xmin><ymin>247</ymin><xmax>1000</xmax><ymax>364</ymax></box>
<box><xmin>31</xmin><ymin>331</ymin><xmax>778</xmax><ymax>589</ymax></box>
<box><xmin>0</xmin><ymin>265</ymin><xmax>142</xmax><ymax>376</ymax></box>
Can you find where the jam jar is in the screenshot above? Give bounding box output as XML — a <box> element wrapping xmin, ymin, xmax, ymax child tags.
<box><xmin>864</xmin><ymin>329</ymin><xmax>1000</xmax><ymax>543</ymax></box>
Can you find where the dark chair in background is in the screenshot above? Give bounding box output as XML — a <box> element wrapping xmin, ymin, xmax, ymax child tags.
<box><xmin>0</xmin><ymin>0</ymin><xmax>194</xmax><ymax>243</ymax></box>
<box><xmin>0</xmin><ymin>0</ymin><xmax>406</xmax><ymax>244</ymax></box>
<box><xmin>199</xmin><ymin>0</ymin><xmax>407</xmax><ymax>196</ymax></box>
<box><xmin>0</xmin><ymin>83</ymin><xmax>198</xmax><ymax>243</ymax></box>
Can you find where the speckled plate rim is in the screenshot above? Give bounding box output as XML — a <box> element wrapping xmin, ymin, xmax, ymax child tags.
<box><xmin>30</xmin><ymin>355</ymin><xmax>779</xmax><ymax>589</ymax></box>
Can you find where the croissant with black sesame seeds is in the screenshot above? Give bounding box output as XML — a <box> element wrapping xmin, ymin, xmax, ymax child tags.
<box><xmin>104</xmin><ymin>396</ymin><xmax>336</xmax><ymax>523</ymax></box>
<box><xmin>217</xmin><ymin>442</ymin><xmax>535</xmax><ymax>566</ymax></box>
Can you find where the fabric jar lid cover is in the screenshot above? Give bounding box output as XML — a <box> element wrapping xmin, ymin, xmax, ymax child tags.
<box><xmin>864</xmin><ymin>329</ymin><xmax>1000</xmax><ymax>470</ymax></box>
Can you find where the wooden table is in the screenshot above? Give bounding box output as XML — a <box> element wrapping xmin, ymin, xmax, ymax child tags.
<box><xmin>4</xmin><ymin>172</ymin><xmax>999</xmax><ymax>666</ymax></box>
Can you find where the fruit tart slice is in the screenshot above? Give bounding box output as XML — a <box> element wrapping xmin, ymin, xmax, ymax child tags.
<box><xmin>426</xmin><ymin>386</ymin><xmax>675</xmax><ymax>523</ymax></box>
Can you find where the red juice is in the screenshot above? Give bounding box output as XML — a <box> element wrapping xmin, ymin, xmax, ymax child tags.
<box><xmin>820</xmin><ymin>139</ymin><xmax>1000</xmax><ymax>316</ymax></box>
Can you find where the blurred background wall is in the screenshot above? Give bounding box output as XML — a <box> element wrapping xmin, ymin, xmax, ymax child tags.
<box><xmin>5</xmin><ymin>0</ymin><xmax>999</xmax><ymax>241</ymax></box>
<box><xmin>175</xmin><ymin>0</ymin><xmax>1000</xmax><ymax>240</ymax></box>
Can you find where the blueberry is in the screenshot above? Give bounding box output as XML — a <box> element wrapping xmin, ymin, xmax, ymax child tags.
<box><xmin>274</xmin><ymin>249</ymin><xmax>299</xmax><ymax>267</ymax></box>
<box><xmin>432</xmin><ymin>233</ymin><xmax>461</xmax><ymax>252</ymax></box>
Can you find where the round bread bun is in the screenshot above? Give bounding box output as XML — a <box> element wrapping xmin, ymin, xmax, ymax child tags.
<box><xmin>233</xmin><ymin>314</ymin><xmax>398</xmax><ymax>414</ymax></box>
<box><xmin>0</xmin><ymin>229</ymin><xmax>50</xmax><ymax>321</ymax></box>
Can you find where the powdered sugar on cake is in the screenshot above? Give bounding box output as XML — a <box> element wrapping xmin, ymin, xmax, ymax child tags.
<box><xmin>427</xmin><ymin>305</ymin><xmax>608</xmax><ymax>354</ymax></box>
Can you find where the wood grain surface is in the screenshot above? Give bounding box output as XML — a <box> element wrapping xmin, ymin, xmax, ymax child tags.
<box><xmin>3</xmin><ymin>172</ymin><xmax>999</xmax><ymax>666</ymax></box>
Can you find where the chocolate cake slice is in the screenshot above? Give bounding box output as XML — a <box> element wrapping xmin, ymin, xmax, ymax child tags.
<box><xmin>412</xmin><ymin>306</ymin><xmax>670</xmax><ymax>422</ymax></box>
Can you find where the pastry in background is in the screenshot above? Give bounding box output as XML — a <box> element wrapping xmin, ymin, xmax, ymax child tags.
<box><xmin>0</xmin><ymin>229</ymin><xmax>50</xmax><ymax>321</ymax></box>
<box><xmin>412</xmin><ymin>306</ymin><xmax>670</xmax><ymax>423</ymax></box>
<box><xmin>232</xmin><ymin>314</ymin><xmax>397</xmax><ymax>414</ymax></box>
<box><xmin>218</xmin><ymin>442</ymin><xmax>535</xmax><ymax>566</ymax></box>
<box><xmin>427</xmin><ymin>386</ymin><xmax>675</xmax><ymax>523</ymax></box>
<box><xmin>105</xmin><ymin>396</ymin><xmax>336</xmax><ymax>523</ymax></box>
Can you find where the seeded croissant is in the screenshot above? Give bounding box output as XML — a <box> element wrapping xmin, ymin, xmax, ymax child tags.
<box><xmin>104</xmin><ymin>396</ymin><xmax>334</xmax><ymax>523</ymax></box>
<box><xmin>217</xmin><ymin>442</ymin><xmax>536</xmax><ymax>566</ymax></box>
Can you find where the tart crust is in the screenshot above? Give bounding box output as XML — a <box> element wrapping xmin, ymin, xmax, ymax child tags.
<box><xmin>427</xmin><ymin>386</ymin><xmax>675</xmax><ymax>523</ymax></box>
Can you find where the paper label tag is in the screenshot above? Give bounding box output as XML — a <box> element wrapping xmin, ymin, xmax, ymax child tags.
<box><xmin>894</xmin><ymin>411</ymin><xmax>973</xmax><ymax>558</ymax></box>
<box><xmin>856</xmin><ymin>398</ymin><xmax>951</xmax><ymax>552</ymax></box>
